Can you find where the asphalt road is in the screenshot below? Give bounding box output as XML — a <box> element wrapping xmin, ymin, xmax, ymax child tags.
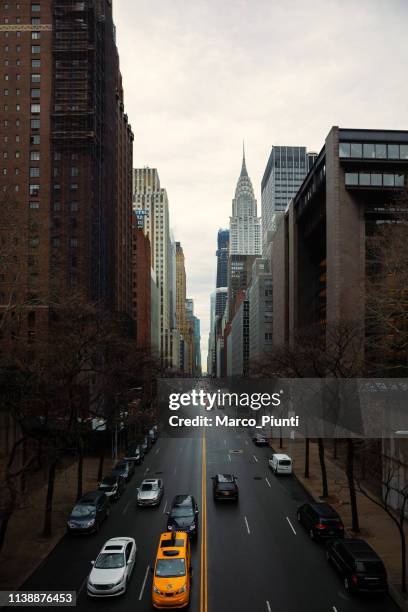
<box><xmin>23</xmin><ymin>404</ymin><xmax>400</xmax><ymax>612</ymax></box>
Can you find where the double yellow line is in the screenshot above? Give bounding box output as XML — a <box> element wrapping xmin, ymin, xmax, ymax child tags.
<box><xmin>200</xmin><ymin>433</ymin><xmax>208</xmax><ymax>612</ymax></box>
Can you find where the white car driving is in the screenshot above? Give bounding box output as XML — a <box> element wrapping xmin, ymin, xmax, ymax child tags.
<box><xmin>136</xmin><ymin>478</ymin><xmax>164</xmax><ymax>507</ymax></box>
<box><xmin>87</xmin><ymin>537</ymin><xmax>137</xmax><ymax>597</ymax></box>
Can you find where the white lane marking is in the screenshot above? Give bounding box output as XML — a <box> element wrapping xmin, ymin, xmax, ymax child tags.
<box><xmin>155</xmin><ymin>447</ymin><xmax>160</xmax><ymax>455</ymax></box>
<box><xmin>224</xmin><ymin>439</ymin><xmax>226</xmax><ymax>446</ymax></box>
<box><xmin>77</xmin><ymin>575</ymin><xmax>88</xmax><ymax>596</ymax></box>
<box><xmin>143</xmin><ymin>467</ymin><xmax>150</xmax><ymax>476</ymax></box>
<box><xmin>265</xmin><ymin>477</ymin><xmax>271</xmax><ymax>488</ymax></box>
<box><xmin>163</xmin><ymin>499</ymin><xmax>168</xmax><ymax>514</ymax></box>
<box><xmin>332</xmin><ymin>607</ymin><xmax>338</xmax><ymax>612</ymax></box>
<box><xmin>173</xmin><ymin>466</ymin><xmax>177</xmax><ymax>475</ymax></box>
<box><xmin>286</xmin><ymin>516</ymin><xmax>297</xmax><ymax>535</ymax></box>
<box><xmin>253</xmin><ymin>454</ymin><xmax>258</xmax><ymax>463</ymax></box>
<box><xmin>138</xmin><ymin>565</ymin><xmax>150</xmax><ymax>600</ymax></box>
<box><xmin>266</xmin><ymin>602</ymin><xmax>272</xmax><ymax>612</ymax></box>
<box><xmin>123</xmin><ymin>500</ymin><xmax>131</xmax><ymax>515</ymax></box>
<box><xmin>244</xmin><ymin>439</ymin><xmax>249</xmax><ymax>445</ymax></box>
<box><xmin>244</xmin><ymin>515</ymin><xmax>251</xmax><ymax>535</ymax></box>
<box><xmin>228</xmin><ymin>454</ymin><xmax>231</xmax><ymax>462</ymax></box>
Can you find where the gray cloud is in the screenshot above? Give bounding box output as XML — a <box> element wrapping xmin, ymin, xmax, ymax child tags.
<box><xmin>113</xmin><ymin>0</ymin><xmax>408</xmax><ymax>369</ymax></box>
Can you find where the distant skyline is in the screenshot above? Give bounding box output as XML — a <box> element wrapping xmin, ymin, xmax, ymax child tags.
<box><xmin>113</xmin><ymin>0</ymin><xmax>408</xmax><ymax>369</ymax></box>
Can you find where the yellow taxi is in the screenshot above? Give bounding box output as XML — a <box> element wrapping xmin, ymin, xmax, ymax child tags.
<box><xmin>152</xmin><ymin>531</ymin><xmax>191</xmax><ymax>608</ymax></box>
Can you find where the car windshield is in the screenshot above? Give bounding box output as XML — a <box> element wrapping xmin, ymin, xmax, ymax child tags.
<box><xmin>101</xmin><ymin>477</ymin><xmax>115</xmax><ymax>486</ymax></box>
<box><xmin>279</xmin><ymin>460</ymin><xmax>291</xmax><ymax>466</ymax></box>
<box><xmin>171</xmin><ymin>506</ymin><xmax>194</xmax><ymax>518</ymax></box>
<box><xmin>71</xmin><ymin>505</ymin><xmax>95</xmax><ymax>517</ymax></box>
<box><xmin>356</xmin><ymin>560</ymin><xmax>385</xmax><ymax>574</ymax></box>
<box><xmin>95</xmin><ymin>553</ymin><xmax>125</xmax><ymax>569</ymax></box>
<box><xmin>156</xmin><ymin>558</ymin><xmax>186</xmax><ymax>577</ymax></box>
<box><xmin>141</xmin><ymin>483</ymin><xmax>158</xmax><ymax>491</ymax></box>
<box><xmin>115</xmin><ymin>464</ymin><xmax>127</xmax><ymax>471</ymax></box>
<box><xmin>217</xmin><ymin>483</ymin><xmax>235</xmax><ymax>490</ymax></box>
<box><xmin>321</xmin><ymin>518</ymin><xmax>341</xmax><ymax>525</ymax></box>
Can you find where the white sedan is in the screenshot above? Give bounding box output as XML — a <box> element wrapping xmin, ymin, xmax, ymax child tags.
<box><xmin>87</xmin><ymin>537</ymin><xmax>137</xmax><ymax>597</ymax></box>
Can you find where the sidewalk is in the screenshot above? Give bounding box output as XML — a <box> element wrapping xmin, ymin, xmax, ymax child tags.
<box><xmin>270</xmin><ymin>437</ymin><xmax>408</xmax><ymax>610</ymax></box>
<box><xmin>0</xmin><ymin>455</ymin><xmax>109</xmax><ymax>589</ymax></box>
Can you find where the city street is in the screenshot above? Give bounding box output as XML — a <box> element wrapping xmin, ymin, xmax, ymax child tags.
<box><xmin>23</xmin><ymin>404</ymin><xmax>399</xmax><ymax>612</ymax></box>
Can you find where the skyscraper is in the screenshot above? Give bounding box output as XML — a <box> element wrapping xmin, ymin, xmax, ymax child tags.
<box><xmin>215</xmin><ymin>229</ymin><xmax>229</xmax><ymax>319</ymax></box>
<box><xmin>229</xmin><ymin>147</ymin><xmax>261</xmax><ymax>256</ymax></box>
<box><xmin>261</xmin><ymin>146</ymin><xmax>310</xmax><ymax>253</ymax></box>
<box><xmin>133</xmin><ymin>168</ymin><xmax>171</xmax><ymax>361</ymax></box>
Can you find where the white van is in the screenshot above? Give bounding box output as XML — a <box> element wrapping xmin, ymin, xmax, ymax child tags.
<box><xmin>269</xmin><ymin>453</ymin><xmax>293</xmax><ymax>475</ymax></box>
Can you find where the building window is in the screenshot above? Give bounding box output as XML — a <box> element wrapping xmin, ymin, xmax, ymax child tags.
<box><xmin>52</xmin><ymin>237</ymin><xmax>60</xmax><ymax>247</ymax></box>
<box><xmin>31</xmin><ymin>88</ymin><xmax>40</xmax><ymax>98</ymax></box>
<box><xmin>31</xmin><ymin>31</ymin><xmax>41</xmax><ymax>40</ymax></box>
<box><xmin>70</xmin><ymin>201</ymin><xmax>78</xmax><ymax>212</ymax></box>
<box><xmin>345</xmin><ymin>172</ymin><xmax>358</xmax><ymax>186</ymax></box>
<box><xmin>29</xmin><ymin>237</ymin><xmax>39</xmax><ymax>247</ymax></box>
<box><xmin>30</xmin><ymin>151</ymin><xmax>40</xmax><ymax>161</ymax></box>
<box><xmin>30</xmin><ymin>118</ymin><xmax>40</xmax><ymax>129</ymax></box>
<box><xmin>53</xmin><ymin>202</ymin><xmax>60</xmax><ymax>211</ymax></box>
<box><xmin>70</xmin><ymin>238</ymin><xmax>78</xmax><ymax>247</ymax></box>
<box><xmin>31</xmin><ymin>45</ymin><xmax>40</xmax><ymax>54</ymax></box>
<box><xmin>70</xmin><ymin>166</ymin><xmax>79</xmax><ymax>177</ymax></box>
<box><xmin>30</xmin><ymin>134</ymin><xmax>40</xmax><ymax>144</ymax></box>
<box><xmin>29</xmin><ymin>184</ymin><xmax>40</xmax><ymax>196</ymax></box>
<box><xmin>31</xmin><ymin>4</ymin><xmax>41</xmax><ymax>11</ymax></box>
<box><xmin>29</xmin><ymin>201</ymin><xmax>39</xmax><ymax>209</ymax></box>
<box><xmin>30</xmin><ymin>103</ymin><xmax>40</xmax><ymax>113</ymax></box>
<box><xmin>31</xmin><ymin>74</ymin><xmax>40</xmax><ymax>83</ymax></box>
<box><xmin>30</xmin><ymin>167</ymin><xmax>40</xmax><ymax>178</ymax></box>
<box><xmin>31</xmin><ymin>59</ymin><xmax>40</xmax><ymax>68</ymax></box>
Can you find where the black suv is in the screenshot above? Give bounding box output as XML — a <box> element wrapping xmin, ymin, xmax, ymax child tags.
<box><xmin>111</xmin><ymin>460</ymin><xmax>135</xmax><ymax>482</ymax></box>
<box><xmin>66</xmin><ymin>491</ymin><xmax>110</xmax><ymax>534</ymax></box>
<box><xmin>98</xmin><ymin>474</ymin><xmax>126</xmax><ymax>501</ymax></box>
<box><xmin>212</xmin><ymin>474</ymin><xmax>239</xmax><ymax>501</ymax></box>
<box><xmin>326</xmin><ymin>538</ymin><xmax>388</xmax><ymax>594</ymax></box>
<box><xmin>297</xmin><ymin>502</ymin><xmax>344</xmax><ymax>541</ymax></box>
<box><xmin>166</xmin><ymin>495</ymin><xmax>199</xmax><ymax>538</ymax></box>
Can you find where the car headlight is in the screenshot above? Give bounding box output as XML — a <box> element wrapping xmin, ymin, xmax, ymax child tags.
<box><xmin>189</xmin><ymin>525</ymin><xmax>195</xmax><ymax>531</ymax></box>
<box><xmin>168</xmin><ymin>525</ymin><xmax>174</xmax><ymax>530</ymax></box>
<box><xmin>177</xmin><ymin>585</ymin><xmax>187</xmax><ymax>594</ymax></box>
<box><xmin>85</xmin><ymin>519</ymin><xmax>95</xmax><ymax>527</ymax></box>
<box><xmin>153</xmin><ymin>585</ymin><xmax>161</xmax><ymax>594</ymax></box>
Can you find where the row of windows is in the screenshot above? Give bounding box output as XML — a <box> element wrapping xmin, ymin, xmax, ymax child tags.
<box><xmin>4</xmin><ymin>74</ymin><xmax>41</xmax><ymax>82</ymax></box>
<box><xmin>2</xmin><ymin>89</ymin><xmax>40</xmax><ymax>97</ymax></box>
<box><xmin>3</xmin><ymin>31</ymin><xmax>41</xmax><ymax>39</ymax></box>
<box><xmin>339</xmin><ymin>142</ymin><xmax>408</xmax><ymax>160</ymax></box>
<box><xmin>4</xmin><ymin>59</ymin><xmax>41</xmax><ymax>68</ymax></box>
<box><xmin>2</xmin><ymin>3</ymin><xmax>41</xmax><ymax>9</ymax></box>
<box><xmin>345</xmin><ymin>172</ymin><xmax>405</xmax><ymax>188</ymax></box>
<box><xmin>3</xmin><ymin>45</ymin><xmax>40</xmax><ymax>53</ymax></box>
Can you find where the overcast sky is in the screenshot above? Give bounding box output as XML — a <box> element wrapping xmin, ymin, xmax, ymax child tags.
<box><xmin>113</xmin><ymin>0</ymin><xmax>408</xmax><ymax>370</ymax></box>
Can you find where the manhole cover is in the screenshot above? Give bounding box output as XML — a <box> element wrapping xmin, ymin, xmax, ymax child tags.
<box><xmin>229</xmin><ymin>449</ymin><xmax>243</xmax><ymax>454</ymax></box>
<box><xmin>253</xmin><ymin>476</ymin><xmax>263</xmax><ymax>480</ymax></box>
<box><xmin>155</xmin><ymin>471</ymin><xmax>164</xmax><ymax>474</ymax></box>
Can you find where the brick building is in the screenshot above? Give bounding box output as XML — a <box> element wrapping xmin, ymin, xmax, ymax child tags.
<box><xmin>132</xmin><ymin>219</ymin><xmax>151</xmax><ymax>352</ymax></box>
<box><xmin>0</xmin><ymin>1</ymin><xmax>134</xmax><ymax>353</ymax></box>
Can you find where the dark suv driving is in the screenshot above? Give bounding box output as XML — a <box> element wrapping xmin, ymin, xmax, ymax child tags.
<box><xmin>66</xmin><ymin>491</ymin><xmax>110</xmax><ymax>534</ymax></box>
<box><xmin>166</xmin><ymin>495</ymin><xmax>199</xmax><ymax>538</ymax></box>
<box><xmin>212</xmin><ymin>474</ymin><xmax>239</xmax><ymax>501</ymax></box>
<box><xmin>297</xmin><ymin>502</ymin><xmax>344</xmax><ymax>541</ymax></box>
<box><xmin>326</xmin><ymin>538</ymin><xmax>388</xmax><ymax>594</ymax></box>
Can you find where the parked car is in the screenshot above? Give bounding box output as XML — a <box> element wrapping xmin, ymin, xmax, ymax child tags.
<box><xmin>268</xmin><ymin>453</ymin><xmax>293</xmax><ymax>475</ymax></box>
<box><xmin>136</xmin><ymin>478</ymin><xmax>164</xmax><ymax>507</ymax></box>
<box><xmin>111</xmin><ymin>460</ymin><xmax>135</xmax><ymax>482</ymax></box>
<box><xmin>98</xmin><ymin>475</ymin><xmax>126</xmax><ymax>501</ymax></box>
<box><xmin>67</xmin><ymin>491</ymin><xmax>110</xmax><ymax>534</ymax></box>
<box><xmin>139</xmin><ymin>436</ymin><xmax>151</xmax><ymax>455</ymax></box>
<box><xmin>326</xmin><ymin>538</ymin><xmax>388</xmax><ymax>594</ymax></box>
<box><xmin>297</xmin><ymin>502</ymin><xmax>344</xmax><ymax>541</ymax></box>
<box><xmin>87</xmin><ymin>537</ymin><xmax>137</xmax><ymax>597</ymax></box>
<box><xmin>166</xmin><ymin>495</ymin><xmax>199</xmax><ymax>538</ymax></box>
<box><xmin>252</xmin><ymin>432</ymin><xmax>269</xmax><ymax>446</ymax></box>
<box><xmin>212</xmin><ymin>474</ymin><xmax>239</xmax><ymax>501</ymax></box>
<box><xmin>124</xmin><ymin>442</ymin><xmax>144</xmax><ymax>465</ymax></box>
<box><xmin>147</xmin><ymin>426</ymin><xmax>158</xmax><ymax>445</ymax></box>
